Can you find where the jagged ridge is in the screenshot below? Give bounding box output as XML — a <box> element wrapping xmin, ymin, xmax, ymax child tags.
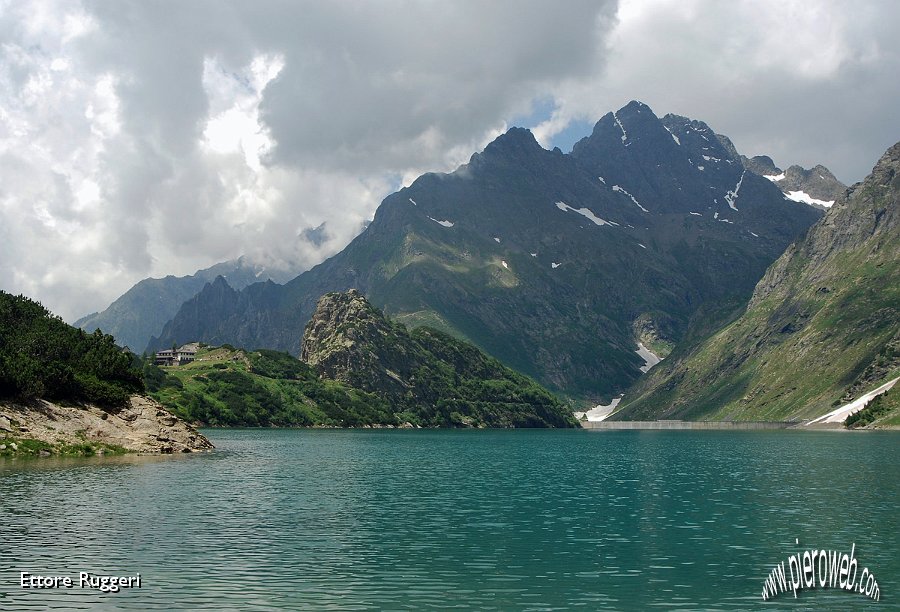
<box><xmin>615</xmin><ymin>142</ymin><xmax>900</xmax><ymax>421</ymax></box>
<box><xmin>149</xmin><ymin>101</ymin><xmax>821</xmax><ymax>401</ymax></box>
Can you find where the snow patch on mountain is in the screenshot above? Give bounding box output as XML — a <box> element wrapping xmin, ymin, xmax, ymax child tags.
<box><xmin>636</xmin><ymin>342</ymin><xmax>662</xmax><ymax>373</ymax></box>
<box><xmin>611</xmin><ymin>185</ymin><xmax>649</xmax><ymax>213</ymax></box>
<box><xmin>785</xmin><ymin>190</ymin><xmax>835</xmax><ymax>208</ymax></box>
<box><xmin>613</xmin><ymin>111</ymin><xmax>627</xmax><ymax>144</ymax></box>
<box><xmin>428</xmin><ymin>216</ymin><xmax>454</xmax><ymax>227</ymax></box>
<box><xmin>555</xmin><ymin>201</ymin><xmax>615</xmax><ymax>226</ymax></box>
<box><xmin>664</xmin><ymin>126</ymin><xmax>680</xmax><ymax>145</ymax></box>
<box><xmin>763</xmin><ymin>173</ymin><xmax>786</xmax><ymax>182</ymax></box>
<box><xmin>724</xmin><ymin>171</ymin><xmax>745</xmax><ymax>211</ymax></box>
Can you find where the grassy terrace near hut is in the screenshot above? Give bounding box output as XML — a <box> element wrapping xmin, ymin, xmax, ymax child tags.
<box><xmin>145</xmin><ymin>346</ymin><xmax>397</xmax><ymax>428</ymax></box>
<box><xmin>146</xmin><ymin>290</ymin><xmax>578</xmax><ymax>429</ymax></box>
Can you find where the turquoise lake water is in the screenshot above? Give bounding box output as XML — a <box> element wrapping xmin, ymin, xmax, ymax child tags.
<box><xmin>1</xmin><ymin>429</ymin><xmax>898</xmax><ymax>610</ymax></box>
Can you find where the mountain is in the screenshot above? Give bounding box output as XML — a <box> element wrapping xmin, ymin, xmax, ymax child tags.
<box><xmin>741</xmin><ymin>155</ymin><xmax>846</xmax><ymax>208</ymax></box>
<box><xmin>300</xmin><ymin>290</ymin><xmax>576</xmax><ymax>427</ymax></box>
<box><xmin>614</xmin><ymin>141</ymin><xmax>900</xmax><ymax>421</ymax></box>
<box><xmin>148</xmin><ymin>101</ymin><xmax>821</xmax><ymax>401</ymax></box>
<box><xmin>75</xmin><ymin>256</ymin><xmax>301</xmax><ymax>353</ymax></box>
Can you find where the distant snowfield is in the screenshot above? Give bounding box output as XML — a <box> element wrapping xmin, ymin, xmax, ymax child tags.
<box><xmin>427</xmin><ymin>216</ymin><xmax>454</xmax><ymax>227</ymax></box>
<box><xmin>555</xmin><ymin>201</ymin><xmax>615</xmax><ymax>226</ymax></box>
<box><xmin>785</xmin><ymin>190</ymin><xmax>834</xmax><ymax>208</ymax></box>
<box><xmin>636</xmin><ymin>342</ymin><xmax>662</xmax><ymax>373</ymax></box>
<box><xmin>611</xmin><ymin>185</ymin><xmax>649</xmax><ymax>213</ymax></box>
<box><xmin>724</xmin><ymin>171</ymin><xmax>745</xmax><ymax>211</ymax></box>
<box><xmin>664</xmin><ymin>126</ymin><xmax>680</xmax><ymax>145</ymax></box>
<box><xmin>806</xmin><ymin>376</ymin><xmax>900</xmax><ymax>425</ymax></box>
<box><xmin>613</xmin><ymin>111</ymin><xmax>628</xmax><ymax>143</ymax></box>
<box><xmin>575</xmin><ymin>397</ymin><xmax>622</xmax><ymax>422</ymax></box>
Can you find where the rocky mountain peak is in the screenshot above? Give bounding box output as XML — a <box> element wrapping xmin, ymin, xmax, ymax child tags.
<box><xmin>149</xmin><ymin>103</ymin><xmax>824</xmax><ymax>400</ymax></box>
<box><xmin>298</xmin><ymin>290</ymin><xmax>576</xmax><ymax>427</ymax></box>
<box><xmin>301</xmin><ymin>290</ymin><xmax>383</xmax><ymax>360</ymax></box>
<box><xmin>479</xmin><ymin>126</ymin><xmax>544</xmax><ymax>160</ymax></box>
<box><xmin>585</xmin><ymin>100</ymin><xmax>671</xmax><ymax>147</ymax></box>
<box><xmin>739</xmin><ymin>155</ymin><xmax>847</xmax><ymax>208</ymax></box>
<box><xmin>742</xmin><ymin>155</ymin><xmax>780</xmax><ymax>176</ymax></box>
<box><xmin>299</xmin><ymin>289</ymin><xmax>401</xmax><ymax>390</ymax></box>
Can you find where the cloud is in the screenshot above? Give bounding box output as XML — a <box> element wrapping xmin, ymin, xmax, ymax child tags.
<box><xmin>0</xmin><ymin>0</ymin><xmax>617</xmax><ymax>320</ymax></box>
<box><xmin>1</xmin><ymin>0</ymin><xmax>897</xmax><ymax>323</ymax></box>
<box><xmin>534</xmin><ymin>0</ymin><xmax>900</xmax><ymax>183</ymax></box>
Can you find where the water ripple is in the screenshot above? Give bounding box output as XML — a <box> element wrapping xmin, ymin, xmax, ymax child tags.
<box><xmin>0</xmin><ymin>429</ymin><xmax>898</xmax><ymax>610</ymax></box>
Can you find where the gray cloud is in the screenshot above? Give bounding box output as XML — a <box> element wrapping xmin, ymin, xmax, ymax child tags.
<box><xmin>536</xmin><ymin>0</ymin><xmax>900</xmax><ymax>184</ymax></box>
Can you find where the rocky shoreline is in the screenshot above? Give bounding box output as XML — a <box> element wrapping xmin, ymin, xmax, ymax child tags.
<box><xmin>0</xmin><ymin>395</ymin><xmax>213</xmax><ymax>456</ymax></box>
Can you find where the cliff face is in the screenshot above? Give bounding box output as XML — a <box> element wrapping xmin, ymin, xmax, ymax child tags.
<box><xmin>300</xmin><ymin>289</ymin><xmax>412</xmax><ymax>394</ymax></box>
<box><xmin>0</xmin><ymin>395</ymin><xmax>213</xmax><ymax>455</ymax></box>
<box><xmin>300</xmin><ymin>290</ymin><xmax>577</xmax><ymax>428</ymax></box>
<box><xmin>615</xmin><ymin>142</ymin><xmax>900</xmax><ymax>421</ymax></box>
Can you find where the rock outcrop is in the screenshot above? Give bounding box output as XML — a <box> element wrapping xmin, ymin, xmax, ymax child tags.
<box><xmin>0</xmin><ymin>395</ymin><xmax>213</xmax><ymax>454</ymax></box>
<box><xmin>741</xmin><ymin>154</ymin><xmax>847</xmax><ymax>207</ymax></box>
<box><xmin>300</xmin><ymin>290</ymin><xmax>577</xmax><ymax>428</ymax></box>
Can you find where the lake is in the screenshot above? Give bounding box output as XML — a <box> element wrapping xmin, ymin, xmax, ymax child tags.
<box><xmin>1</xmin><ymin>429</ymin><xmax>898</xmax><ymax>610</ymax></box>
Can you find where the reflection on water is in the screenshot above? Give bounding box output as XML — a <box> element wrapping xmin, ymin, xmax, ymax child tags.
<box><xmin>1</xmin><ymin>429</ymin><xmax>898</xmax><ymax>610</ymax></box>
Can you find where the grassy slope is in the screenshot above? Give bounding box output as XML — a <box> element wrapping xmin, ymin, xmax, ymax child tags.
<box><xmin>615</xmin><ymin>154</ymin><xmax>900</xmax><ymax>422</ymax></box>
<box><xmin>147</xmin><ymin>347</ymin><xmax>397</xmax><ymax>427</ymax></box>
<box><xmin>616</xmin><ymin>245</ymin><xmax>899</xmax><ymax>421</ymax></box>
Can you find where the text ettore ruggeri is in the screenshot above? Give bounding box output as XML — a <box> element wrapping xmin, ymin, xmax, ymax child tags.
<box><xmin>20</xmin><ymin>571</ymin><xmax>141</xmax><ymax>594</ymax></box>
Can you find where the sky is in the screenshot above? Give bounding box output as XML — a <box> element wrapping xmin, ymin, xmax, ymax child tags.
<box><xmin>2</xmin><ymin>0</ymin><xmax>898</xmax><ymax>321</ymax></box>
